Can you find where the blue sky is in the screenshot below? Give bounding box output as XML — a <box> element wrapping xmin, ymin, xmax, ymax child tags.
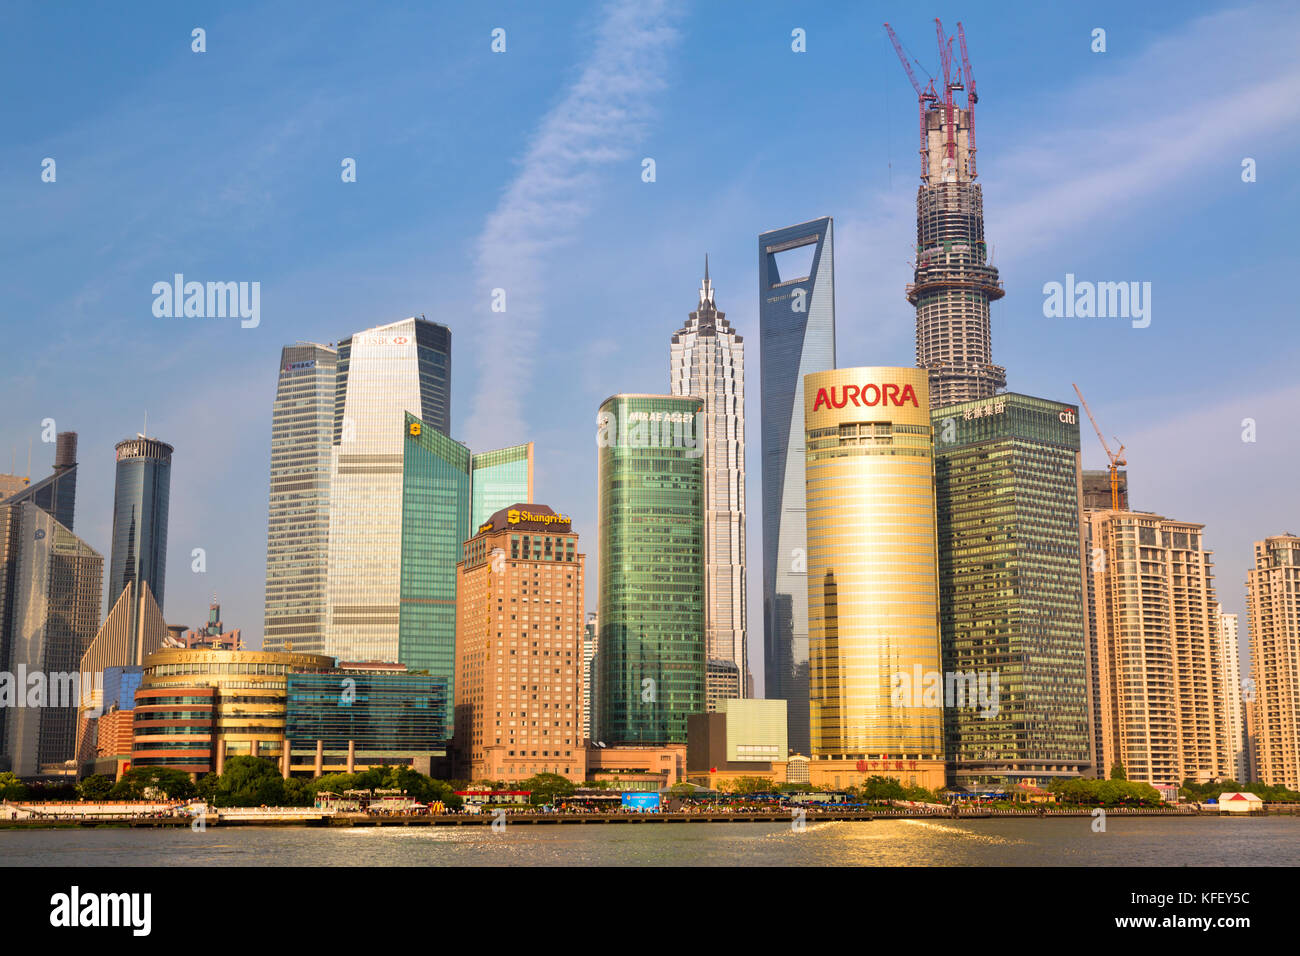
<box><xmin>2</xmin><ymin>1</ymin><xmax>1296</xmax><ymax>691</ymax></box>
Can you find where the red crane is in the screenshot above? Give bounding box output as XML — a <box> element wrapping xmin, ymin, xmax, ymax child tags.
<box><xmin>884</xmin><ymin>22</ymin><xmax>937</xmax><ymax>183</ymax></box>
<box><xmin>957</xmin><ymin>22</ymin><xmax>978</xmax><ymax>178</ymax></box>
<box><xmin>935</xmin><ymin>19</ymin><xmax>960</xmax><ymax>172</ymax></box>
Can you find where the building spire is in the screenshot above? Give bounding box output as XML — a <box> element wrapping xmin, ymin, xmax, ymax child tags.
<box><xmin>699</xmin><ymin>254</ymin><xmax>715</xmax><ymax>310</ymax></box>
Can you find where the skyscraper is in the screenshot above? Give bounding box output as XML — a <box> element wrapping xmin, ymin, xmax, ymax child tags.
<box><xmin>264</xmin><ymin>343</ymin><xmax>338</xmax><ymax>654</ymax></box>
<box><xmin>1217</xmin><ymin>604</ymin><xmax>1248</xmax><ymax>782</ymax></box>
<box><xmin>933</xmin><ymin>393</ymin><xmax>1093</xmax><ymax>786</ymax></box>
<box><xmin>0</xmin><ymin>503</ymin><xmax>102</xmax><ymax>775</ymax></box>
<box><xmin>455</xmin><ymin>504</ymin><xmax>586</xmax><ymax>782</ymax></box>
<box><xmin>107</xmin><ymin>435</ymin><xmax>173</xmax><ymax>653</ymax></box>
<box><xmin>1246</xmin><ymin>533</ymin><xmax>1300</xmax><ymax>790</ymax></box>
<box><xmin>1089</xmin><ymin>511</ymin><xmax>1227</xmax><ymax>786</ymax></box>
<box><xmin>899</xmin><ymin>23</ymin><xmax>1006</xmax><ymax>408</ymax></box>
<box><xmin>801</xmin><ymin>368</ymin><xmax>946</xmax><ymax>790</ymax></box>
<box><xmin>1</xmin><ymin>431</ymin><xmax>79</xmax><ymax>532</ymax></box>
<box><xmin>759</xmin><ymin>217</ymin><xmax>835</xmax><ymax>754</ymax></box>
<box><xmin>596</xmin><ymin>394</ymin><xmax>705</xmax><ymax>745</ymax></box>
<box><xmin>470</xmin><ymin>443</ymin><xmax>533</xmax><ymax>531</ymax></box>
<box><xmin>325</xmin><ymin>317</ymin><xmax>451</xmax><ymax>663</ymax></box>
<box><xmin>399</xmin><ymin>411</ymin><xmax>470</xmax><ymax>718</ymax></box>
<box><xmin>670</xmin><ymin>260</ymin><xmax>747</xmax><ymax>708</ymax></box>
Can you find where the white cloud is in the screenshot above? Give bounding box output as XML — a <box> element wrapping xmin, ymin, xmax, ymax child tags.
<box><xmin>464</xmin><ymin>0</ymin><xmax>683</xmax><ymax>447</ymax></box>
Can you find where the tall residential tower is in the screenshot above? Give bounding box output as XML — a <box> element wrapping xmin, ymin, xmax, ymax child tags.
<box><xmin>1247</xmin><ymin>534</ymin><xmax>1300</xmax><ymax>790</ymax></box>
<box><xmin>759</xmin><ymin>217</ymin><xmax>835</xmax><ymax>754</ymax></box>
<box><xmin>671</xmin><ymin>260</ymin><xmax>747</xmax><ymax>707</ymax></box>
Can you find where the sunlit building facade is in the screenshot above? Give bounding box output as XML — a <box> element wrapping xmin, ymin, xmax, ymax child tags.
<box><xmin>1247</xmin><ymin>534</ymin><xmax>1300</xmax><ymax>790</ymax></box>
<box><xmin>597</xmin><ymin>395</ymin><xmax>705</xmax><ymax>745</ymax></box>
<box><xmin>455</xmin><ymin>504</ymin><xmax>585</xmax><ymax>782</ymax></box>
<box><xmin>1217</xmin><ymin>605</ymin><xmax>1248</xmax><ymax>782</ymax></box>
<box><xmin>1089</xmin><ymin>511</ymin><xmax>1227</xmax><ymax>786</ymax></box>
<box><xmin>326</xmin><ymin>317</ymin><xmax>451</xmax><ymax>663</ymax></box>
<box><xmin>802</xmin><ymin>367</ymin><xmax>945</xmax><ymax>784</ymax></box>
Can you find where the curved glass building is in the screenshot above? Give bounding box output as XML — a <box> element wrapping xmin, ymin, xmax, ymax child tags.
<box><xmin>803</xmin><ymin>367</ymin><xmax>944</xmax><ymax>768</ymax></box>
<box><xmin>107</xmin><ymin>436</ymin><xmax>173</xmax><ymax>641</ymax></box>
<box><xmin>596</xmin><ymin>394</ymin><xmax>705</xmax><ymax>745</ymax></box>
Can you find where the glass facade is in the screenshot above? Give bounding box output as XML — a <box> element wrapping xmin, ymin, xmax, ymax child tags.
<box><xmin>399</xmin><ymin>411</ymin><xmax>470</xmax><ymax>720</ymax></box>
<box><xmin>597</xmin><ymin>395</ymin><xmax>705</xmax><ymax>745</ymax></box>
<box><xmin>286</xmin><ymin>672</ymin><xmax>447</xmax><ymax>751</ymax></box>
<box><xmin>759</xmin><ymin>217</ymin><xmax>835</xmax><ymax>755</ymax></box>
<box><xmin>107</xmin><ymin>436</ymin><xmax>172</xmax><ymax>648</ymax></box>
<box><xmin>933</xmin><ymin>392</ymin><xmax>1091</xmax><ymax>785</ymax></box>
<box><xmin>469</xmin><ymin>443</ymin><xmax>533</xmax><ymax>530</ymax></box>
<box><xmin>803</xmin><ymin>368</ymin><xmax>944</xmax><ymax>762</ymax></box>
<box><xmin>326</xmin><ymin>317</ymin><xmax>451</xmax><ymax>663</ymax></box>
<box><xmin>264</xmin><ymin>343</ymin><xmax>337</xmax><ymax>653</ymax></box>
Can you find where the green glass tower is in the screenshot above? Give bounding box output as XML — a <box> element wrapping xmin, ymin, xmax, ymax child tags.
<box><xmin>470</xmin><ymin>443</ymin><xmax>533</xmax><ymax>530</ymax></box>
<box><xmin>932</xmin><ymin>393</ymin><xmax>1093</xmax><ymax>787</ymax></box>
<box><xmin>596</xmin><ymin>395</ymin><xmax>705</xmax><ymax>745</ymax></box>
<box><xmin>399</xmin><ymin>411</ymin><xmax>470</xmax><ymax>735</ymax></box>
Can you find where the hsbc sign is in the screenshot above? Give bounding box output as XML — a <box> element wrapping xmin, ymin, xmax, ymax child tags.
<box><xmin>812</xmin><ymin>383</ymin><xmax>919</xmax><ymax>412</ymax></box>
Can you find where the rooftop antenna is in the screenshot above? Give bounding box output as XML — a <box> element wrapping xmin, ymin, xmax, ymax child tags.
<box><xmin>25</xmin><ymin>439</ymin><xmax>32</xmax><ymax>480</ymax></box>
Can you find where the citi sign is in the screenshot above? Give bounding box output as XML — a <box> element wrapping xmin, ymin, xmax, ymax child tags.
<box><xmin>812</xmin><ymin>383</ymin><xmax>919</xmax><ymax>412</ymax></box>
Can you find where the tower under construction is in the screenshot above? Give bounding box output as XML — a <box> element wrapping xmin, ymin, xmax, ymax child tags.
<box><xmin>888</xmin><ymin>20</ymin><xmax>1005</xmax><ymax>409</ymax></box>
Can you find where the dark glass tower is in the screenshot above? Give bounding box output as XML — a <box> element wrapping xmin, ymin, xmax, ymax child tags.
<box><xmin>932</xmin><ymin>394</ymin><xmax>1092</xmax><ymax>786</ymax></box>
<box><xmin>107</xmin><ymin>436</ymin><xmax>173</xmax><ymax>648</ymax></box>
<box><xmin>758</xmin><ymin>217</ymin><xmax>835</xmax><ymax>755</ymax></box>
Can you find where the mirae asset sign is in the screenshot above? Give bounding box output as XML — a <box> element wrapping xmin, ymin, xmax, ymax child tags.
<box><xmin>811</xmin><ymin>382</ymin><xmax>920</xmax><ymax>411</ymax></box>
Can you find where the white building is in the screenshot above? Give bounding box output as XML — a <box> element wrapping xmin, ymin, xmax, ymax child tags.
<box><xmin>670</xmin><ymin>261</ymin><xmax>747</xmax><ymax>707</ymax></box>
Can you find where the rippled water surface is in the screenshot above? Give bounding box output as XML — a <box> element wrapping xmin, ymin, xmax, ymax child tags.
<box><xmin>4</xmin><ymin>817</ymin><xmax>1298</xmax><ymax>866</ymax></box>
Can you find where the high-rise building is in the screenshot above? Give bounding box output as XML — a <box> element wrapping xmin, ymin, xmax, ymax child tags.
<box><xmin>454</xmin><ymin>504</ymin><xmax>586</xmax><ymax>782</ymax></box>
<box><xmin>899</xmin><ymin>25</ymin><xmax>1006</xmax><ymax>408</ymax></box>
<box><xmin>470</xmin><ymin>443</ymin><xmax>533</xmax><ymax>531</ymax></box>
<box><xmin>932</xmin><ymin>393</ymin><xmax>1093</xmax><ymax>786</ymax></box>
<box><xmin>670</xmin><ymin>260</ymin><xmax>747</xmax><ymax>708</ymax></box>
<box><xmin>1089</xmin><ymin>511</ymin><xmax>1227</xmax><ymax>786</ymax></box>
<box><xmin>759</xmin><ymin>217</ymin><xmax>835</xmax><ymax>754</ymax></box>
<box><xmin>107</xmin><ymin>435</ymin><xmax>173</xmax><ymax>648</ymax></box>
<box><xmin>0</xmin><ymin>433</ymin><xmax>87</xmax><ymax>769</ymax></box>
<box><xmin>398</xmin><ymin>411</ymin><xmax>470</xmax><ymax>718</ymax></box>
<box><xmin>1246</xmin><ymin>533</ymin><xmax>1300</xmax><ymax>790</ymax></box>
<box><xmin>802</xmin><ymin>368</ymin><xmax>945</xmax><ymax>788</ymax></box>
<box><xmin>0</xmin><ymin>503</ymin><xmax>102</xmax><ymax>776</ymax></box>
<box><xmin>1082</xmin><ymin>469</ymin><xmax>1129</xmax><ymax>512</ymax></box>
<box><xmin>326</xmin><ymin>317</ymin><xmax>451</xmax><ymax>663</ymax></box>
<box><xmin>1</xmin><ymin>431</ymin><xmax>79</xmax><ymax>532</ymax></box>
<box><xmin>597</xmin><ymin>394</ymin><xmax>705</xmax><ymax>745</ymax></box>
<box><xmin>1217</xmin><ymin>604</ymin><xmax>1248</xmax><ymax>782</ymax></box>
<box><xmin>583</xmin><ymin>612</ymin><xmax>598</xmax><ymax>742</ymax></box>
<box><xmin>75</xmin><ymin>581</ymin><xmax>169</xmax><ymax>766</ymax></box>
<box><xmin>264</xmin><ymin>342</ymin><xmax>338</xmax><ymax>653</ymax></box>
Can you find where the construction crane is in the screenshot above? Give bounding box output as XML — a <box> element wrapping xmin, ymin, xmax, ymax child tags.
<box><xmin>1072</xmin><ymin>383</ymin><xmax>1127</xmax><ymax>510</ymax></box>
<box><xmin>884</xmin><ymin>22</ymin><xmax>938</xmax><ymax>182</ymax></box>
<box><xmin>935</xmin><ymin>19</ymin><xmax>958</xmax><ymax>172</ymax></box>
<box><xmin>956</xmin><ymin>21</ymin><xmax>978</xmax><ymax>178</ymax></box>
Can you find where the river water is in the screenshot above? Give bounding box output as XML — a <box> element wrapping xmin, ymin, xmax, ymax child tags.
<box><xmin>3</xmin><ymin>816</ymin><xmax>1298</xmax><ymax>866</ymax></box>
